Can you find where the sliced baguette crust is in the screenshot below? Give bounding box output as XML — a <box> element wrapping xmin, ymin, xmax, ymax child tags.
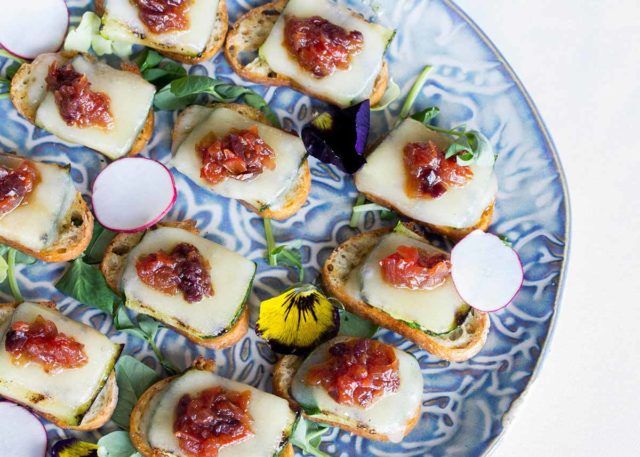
<box><xmin>0</xmin><ymin>302</ymin><xmax>119</xmax><ymax>430</ymax></box>
<box><xmin>171</xmin><ymin>103</ymin><xmax>310</xmax><ymax>220</ymax></box>
<box><xmin>273</xmin><ymin>355</ymin><xmax>420</xmax><ymax>442</ymax></box>
<box><xmin>361</xmin><ymin>186</ymin><xmax>495</xmax><ymax>241</ymax></box>
<box><xmin>0</xmin><ymin>190</ymin><xmax>94</xmax><ymax>263</ymax></box>
<box><xmin>10</xmin><ymin>52</ymin><xmax>154</xmax><ymax>157</ymax></box>
<box><xmin>100</xmin><ymin>220</ymin><xmax>249</xmax><ymax>349</ymax></box>
<box><xmin>224</xmin><ymin>0</ymin><xmax>389</xmax><ymax>106</ymax></box>
<box><xmin>130</xmin><ymin>358</ymin><xmax>294</xmax><ymax>457</ymax></box>
<box><xmin>95</xmin><ymin>0</ymin><xmax>228</xmax><ymax>64</ymax></box>
<box><xmin>322</xmin><ymin>228</ymin><xmax>490</xmax><ymax>362</ymax></box>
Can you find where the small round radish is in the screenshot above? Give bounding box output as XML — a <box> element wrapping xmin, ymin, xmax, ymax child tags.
<box><xmin>450</xmin><ymin>230</ymin><xmax>523</xmax><ymax>312</ymax></box>
<box><xmin>0</xmin><ymin>0</ymin><xmax>69</xmax><ymax>60</ymax></box>
<box><xmin>0</xmin><ymin>402</ymin><xmax>47</xmax><ymax>457</ymax></box>
<box><xmin>92</xmin><ymin>157</ymin><xmax>177</xmax><ymax>233</ymax></box>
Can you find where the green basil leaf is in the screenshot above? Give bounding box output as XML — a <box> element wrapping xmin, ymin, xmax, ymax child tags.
<box><xmin>411</xmin><ymin>106</ymin><xmax>440</xmax><ymax>124</ymax></box>
<box><xmin>55</xmin><ymin>258</ymin><xmax>118</xmax><ymax>314</ymax></box>
<box><xmin>0</xmin><ymin>245</ymin><xmax>37</xmax><ymax>264</ymax></box>
<box><xmin>111</xmin><ymin>355</ymin><xmax>161</xmax><ymax>430</ymax></box>
<box><xmin>84</xmin><ymin>221</ymin><xmax>117</xmax><ymax>264</ymax></box>
<box><xmin>154</xmin><ymin>75</ymin><xmax>280</xmax><ymax>127</ymax></box>
<box><xmin>289</xmin><ymin>417</ymin><xmax>330</xmax><ymax>457</ymax></box>
<box><xmin>5</xmin><ymin>61</ymin><xmax>21</xmax><ymax>81</ymax></box>
<box><xmin>270</xmin><ymin>241</ymin><xmax>304</xmax><ymax>281</ymax></box>
<box><xmin>137</xmin><ymin>314</ymin><xmax>163</xmax><ymax>338</ymax></box>
<box><xmin>136</xmin><ymin>49</ymin><xmax>163</xmax><ymax>73</ymax></box>
<box><xmin>445</xmin><ymin>142</ymin><xmax>471</xmax><ymax>159</ymax></box>
<box><xmin>338</xmin><ymin>308</ymin><xmax>378</xmax><ymax>338</ymax></box>
<box><xmin>0</xmin><ymin>255</ymin><xmax>8</xmax><ymax>283</ymax></box>
<box><xmin>97</xmin><ymin>431</ymin><xmax>137</xmax><ymax>457</ymax></box>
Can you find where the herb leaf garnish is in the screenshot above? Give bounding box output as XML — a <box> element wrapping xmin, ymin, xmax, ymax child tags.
<box><xmin>154</xmin><ymin>75</ymin><xmax>279</xmax><ymax>127</ymax></box>
<box><xmin>263</xmin><ymin>218</ymin><xmax>305</xmax><ymax>282</ymax></box>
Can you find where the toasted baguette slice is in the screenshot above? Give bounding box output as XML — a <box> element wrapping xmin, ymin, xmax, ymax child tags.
<box><xmin>0</xmin><ymin>179</ymin><xmax>93</xmax><ymax>263</ymax></box>
<box><xmin>0</xmin><ymin>302</ymin><xmax>119</xmax><ymax>430</ymax></box>
<box><xmin>130</xmin><ymin>357</ymin><xmax>295</xmax><ymax>457</ymax></box>
<box><xmin>171</xmin><ymin>103</ymin><xmax>310</xmax><ymax>220</ymax></box>
<box><xmin>95</xmin><ymin>0</ymin><xmax>229</xmax><ymax>64</ymax></box>
<box><xmin>362</xmin><ymin>188</ymin><xmax>495</xmax><ymax>241</ymax></box>
<box><xmin>100</xmin><ymin>220</ymin><xmax>249</xmax><ymax>349</ymax></box>
<box><xmin>272</xmin><ymin>354</ymin><xmax>420</xmax><ymax>442</ymax></box>
<box><xmin>322</xmin><ymin>226</ymin><xmax>490</xmax><ymax>362</ymax></box>
<box><xmin>10</xmin><ymin>52</ymin><xmax>154</xmax><ymax>158</ymax></box>
<box><xmin>224</xmin><ymin>0</ymin><xmax>389</xmax><ymax>106</ymax></box>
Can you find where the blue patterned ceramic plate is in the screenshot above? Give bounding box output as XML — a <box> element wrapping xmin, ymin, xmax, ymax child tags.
<box><xmin>0</xmin><ymin>0</ymin><xmax>569</xmax><ymax>455</ymax></box>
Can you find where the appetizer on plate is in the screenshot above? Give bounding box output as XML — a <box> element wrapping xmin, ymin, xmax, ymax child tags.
<box><xmin>322</xmin><ymin>224</ymin><xmax>490</xmax><ymax>362</ymax></box>
<box><xmin>225</xmin><ymin>0</ymin><xmax>394</xmax><ymax>107</ymax></box>
<box><xmin>130</xmin><ymin>358</ymin><xmax>297</xmax><ymax>457</ymax></box>
<box><xmin>355</xmin><ymin>118</ymin><xmax>498</xmax><ymax>239</ymax></box>
<box><xmin>97</xmin><ymin>0</ymin><xmax>229</xmax><ymax>64</ymax></box>
<box><xmin>0</xmin><ymin>301</ymin><xmax>122</xmax><ymax>430</ymax></box>
<box><xmin>0</xmin><ymin>152</ymin><xmax>93</xmax><ymax>262</ymax></box>
<box><xmin>10</xmin><ymin>52</ymin><xmax>156</xmax><ymax>160</ymax></box>
<box><xmin>171</xmin><ymin>103</ymin><xmax>310</xmax><ymax>220</ymax></box>
<box><xmin>101</xmin><ymin>221</ymin><xmax>255</xmax><ymax>349</ymax></box>
<box><xmin>273</xmin><ymin>336</ymin><xmax>423</xmax><ymax>442</ymax></box>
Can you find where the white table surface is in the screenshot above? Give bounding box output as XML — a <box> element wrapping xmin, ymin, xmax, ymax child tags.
<box><xmin>453</xmin><ymin>1</ymin><xmax>640</xmax><ymax>456</ymax></box>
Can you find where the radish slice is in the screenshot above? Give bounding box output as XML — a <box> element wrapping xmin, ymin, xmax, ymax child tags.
<box><xmin>0</xmin><ymin>0</ymin><xmax>69</xmax><ymax>60</ymax></box>
<box><xmin>450</xmin><ymin>230</ymin><xmax>524</xmax><ymax>312</ymax></box>
<box><xmin>0</xmin><ymin>402</ymin><xmax>47</xmax><ymax>457</ymax></box>
<box><xmin>92</xmin><ymin>157</ymin><xmax>177</xmax><ymax>233</ymax></box>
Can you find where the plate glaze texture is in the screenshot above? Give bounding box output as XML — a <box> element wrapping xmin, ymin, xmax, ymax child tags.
<box><xmin>0</xmin><ymin>0</ymin><xmax>569</xmax><ymax>455</ymax></box>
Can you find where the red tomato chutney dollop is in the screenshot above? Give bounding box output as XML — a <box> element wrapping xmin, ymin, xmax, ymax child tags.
<box><xmin>305</xmin><ymin>339</ymin><xmax>400</xmax><ymax>408</ymax></box>
<box><xmin>133</xmin><ymin>0</ymin><xmax>191</xmax><ymax>34</ymax></box>
<box><xmin>136</xmin><ymin>243</ymin><xmax>213</xmax><ymax>303</ymax></box>
<box><xmin>45</xmin><ymin>62</ymin><xmax>113</xmax><ymax>129</ymax></box>
<box><xmin>0</xmin><ymin>161</ymin><xmax>38</xmax><ymax>217</ymax></box>
<box><xmin>174</xmin><ymin>386</ymin><xmax>254</xmax><ymax>457</ymax></box>
<box><xmin>403</xmin><ymin>140</ymin><xmax>473</xmax><ymax>199</ymax></box>
<box><xmin>5</xmin><ymin>315</ymin><xmax>88</xmax><ymax>373</ymax></box>
<box><xmin>380</xmin><ymin>245</ymin><xmax>451</xmax><ymax>290</ymax></box>
<box><xmin>284</xmin><ymin>15</ymin><xmax>364</xmax><ymax>78</ymax></box>
<box><xmin>198</xmin><ymin>126</ymin><xmax>276</xmax><ymax>185</ymax></box>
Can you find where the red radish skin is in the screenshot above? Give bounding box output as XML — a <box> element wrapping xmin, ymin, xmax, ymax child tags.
<box><xmin>0</xmin><ymin>0</ymin><xmax>69</xmax><ymax>60</ymax></box>
<box><xmin>450</xmin><ymin>230</ymin><xmax>524</xmax><ymax>312</ymax></box>
<box><xmin>92</xmin><ymin>157</ymin><xmax>177</xmax><ymax>233</ymax></box>
<box><xmin>0</xmin><ymin>402</ymin><xmax>47</xmax><ymax>457</ymax></box>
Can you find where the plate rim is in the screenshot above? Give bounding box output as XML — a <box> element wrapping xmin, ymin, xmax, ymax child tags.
<box><xmin>442</xmin><ymin>0</ymin><xmax>572</xmax><ymax>454</ymax></box>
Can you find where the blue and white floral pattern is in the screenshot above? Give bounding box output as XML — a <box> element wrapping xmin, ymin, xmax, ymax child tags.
<box><xmin>0</xmin><ymin>0</ymin><xmax>569</xmax><ymax>456</ymax></box>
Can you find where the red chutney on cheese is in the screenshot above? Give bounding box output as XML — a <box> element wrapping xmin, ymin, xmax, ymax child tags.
<box><xmin>403</xmin><ymin>140</ymin><xmax>473</xmax><ymax>199</ymax></box>
<box><xmin>305</xmin><ymin>339</ymin><xmax>400</xmax><ymax>408</ymax></box>
<box><xmin>136</xmin><ymin>243</ymin><xmax>213</xmax><ymax>303</ymax></box>
<box><xmin>284</xmin><ymin>15</ymin><xmax>364</xmax><ymax>78</ymax></box>
<box><xmin>198</xmin><ymin>126</ymin><xmax>276</xmax><ymax>185</ymax></box>
<box><xmin>0</xmin><ymin>161</ymin><xmax>38</xmax><ymax>217</ymax></box>
<box><xmin>174</xmin><ymin>386</ymin><xmax>253</xmax><ymax>457</ymax></box>
<box><xmin>46</xmin><ymin>62</ymin><xmax>113</xmax><ymax>129</ymax></box>
<box><xmin>133</xmin><ymin>0</ymin><xmax>191</xmax><ymax>34</ymax></box>
<box><xmin>5</xmin><ymin>315</ymin><xmax>88</xmax><ymax>373</ymax></box>
<box><xmin>380</xmin><ymin>245</ymin><xmax>451</xmax><ymax>290</ymax></box>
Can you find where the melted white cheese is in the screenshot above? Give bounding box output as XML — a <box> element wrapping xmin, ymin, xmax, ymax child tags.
<box><xmin>0</xmin><ymin>157</ymin><xmax>76</xmax><ymax>252</ymax></box>
<box><xmin>172</xmin><ymin>107</ymin><xmax>306</xmax><ymax>210</ymax></box>
<box><xmin>355</xmin><ymin>118</ymin><xmax>498</xmax><ymax>228</ymax></box>
<box><xmin>291</xmin><ymin>337</ymin><xmax>423</xmax><ymax>443</ymax></box>
<box><xmin>259</xmin><ymin>0</ymin><xmax>394</xmax><ymax>107</ymax></box>
<box><xmin>101</xmin><ymin>0</ymin><xmax>221</xmax><ymax>56</ymax></box>
<box><xmin>35</xmin><ymin>55</ymin><xmax>156</xmax><ymax>160</ymax></box>
<box><xmin>0</xmin><ymin>302</ymin><xmax>121</xmax><ymax>426</ymax></box>
<box><xmin>121</xmin><ymin>227</ymin><xmax>256</xmax><ymax>338</ymax></box>
<box><xmin>357</xmin><ymin>232</ymin><xmax>466</xmax><ymax>334</ymax></box>
<box><xmin>148</xmin><ymin>369</ymin><xmax>296</xmax><ymax>457</ymax></box>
